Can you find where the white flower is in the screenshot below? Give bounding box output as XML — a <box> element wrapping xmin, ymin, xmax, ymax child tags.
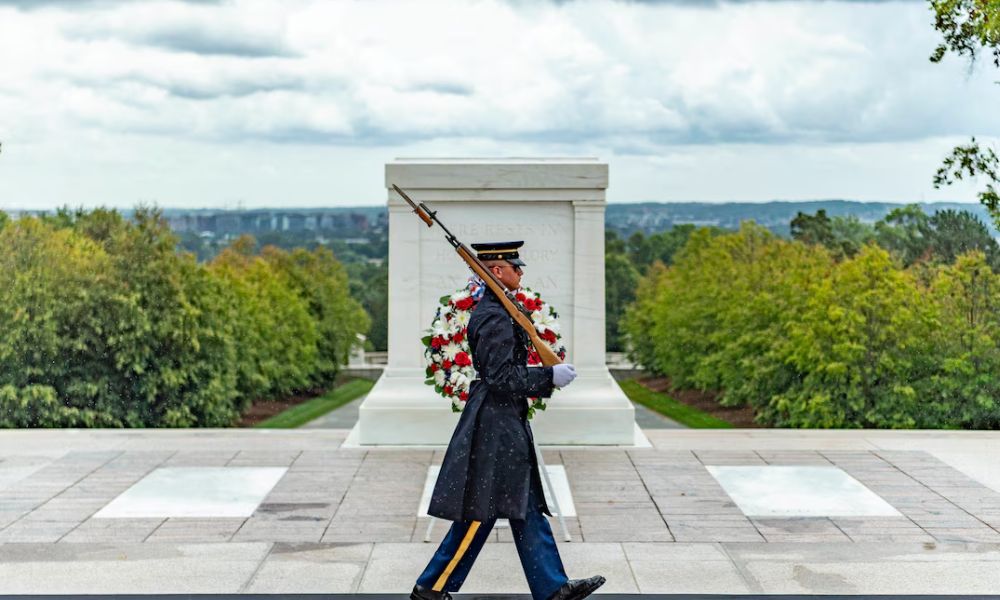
<box><xmin>442</xmin><ymin>342</ymin><xmax>461</xmax><ymax>360</ymax></box>
<box><xmin>433</xmin><ymin>369</ymin><xmax>446</xmax><ymax>387</ymax></box>
<box><xmin>449</xmin><ymin>371</ymin><xmax>470</xmax><ymax>390</ymax></box>
<box><xmin>450</xmin><ymin>289</ymin><xmax>471</xmax><ymax>302</ymax></box>
<box><xmin>532</xmin><ymin>309</ymin><xmax>559</xmax><ymax>334</ymax></box>
<box><xmin>431</xmin><ymin>317</ymin><xmax>450</xmax><ymax>339</ymax></box>
<box><xmin>453</xmin><ymin>310</ymin><xmax>471</xmax><ymax>329</ymax></box>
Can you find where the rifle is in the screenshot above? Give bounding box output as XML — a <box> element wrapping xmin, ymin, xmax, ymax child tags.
<box><xmin>392</xmin><ymin>183</ymin><xmax>563</xmax><ymax>367</ymax></box>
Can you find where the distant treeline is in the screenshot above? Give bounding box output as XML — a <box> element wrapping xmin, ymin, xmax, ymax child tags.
<box><xmin>606</xmin><ymin>200</ymin><xmax>999</xmax><ymax>237</ymax></box>
<box><xmin>0</xmin><ymin>208</ymin><xmax>368</xmax><ymax>428</ymax></box>
<box><xmin>619</xmin><ymin>205</ymin><xmax>1000</xmax><ymax>428</ymax></box>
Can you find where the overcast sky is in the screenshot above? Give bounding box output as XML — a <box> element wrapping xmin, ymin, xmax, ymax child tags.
<box><xmin>0</xmin><ymin>0</ymin><xmax>997</xmax><ymax>209</ymax></box>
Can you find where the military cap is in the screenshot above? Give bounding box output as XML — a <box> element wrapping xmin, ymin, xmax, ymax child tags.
<box><xmin>472</xmin><ymin>241</ymin><xmax>526</xmax><ymax>266</ymax></box>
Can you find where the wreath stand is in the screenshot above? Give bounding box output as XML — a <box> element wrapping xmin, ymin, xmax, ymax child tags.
<box><xmin>422</xmin><ymin>436</ymin><xmax>572</xmax><ymax>543</ymax></box>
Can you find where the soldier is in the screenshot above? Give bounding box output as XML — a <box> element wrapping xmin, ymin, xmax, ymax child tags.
<box><xmin>411</xmin><ymin>241</ymin><xmax>605</xmax><ymax>600</ymax></box>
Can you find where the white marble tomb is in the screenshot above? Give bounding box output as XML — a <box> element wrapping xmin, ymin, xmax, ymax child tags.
<box><xmin>349</xmin><ymin>158</ymin><xmax>636</xmax><ymax>445</ymax></box>
<box><xmin>93</xmin><ymin>467</ymin><xmax>287</xmax><ymax>518</ymax></box>
<box><xmin>707</xmin><ymin>465</ymin><xmax>902</xmax><ymax>517</ymax></box>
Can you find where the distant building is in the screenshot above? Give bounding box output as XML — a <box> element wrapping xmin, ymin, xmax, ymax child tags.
<box><xmin>350</xmin><ymin>213</ymin><xmax>369</xmax><ymax>231</ymax></box>
<box><xmin>283</xmin><ymin>213</ymin><xmax>306</xmax><ymax>231</ymax></box>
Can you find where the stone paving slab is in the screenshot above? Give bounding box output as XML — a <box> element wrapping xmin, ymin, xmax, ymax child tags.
<box><xmin>2</xmin><ymin>429</ymin><xmax>1000</xmax><ymax>593</ymax></box>
<box><xmin>0</xmin><ymin>542</ymin><xmax>270</xmax><ymax>594</ymax></box>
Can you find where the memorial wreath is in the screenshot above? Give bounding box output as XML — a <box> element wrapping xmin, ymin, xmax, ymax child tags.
<box><xmin>422</xmin><ymin>276</ymin><xmax>567</xmax><ymax>418</ymax></box>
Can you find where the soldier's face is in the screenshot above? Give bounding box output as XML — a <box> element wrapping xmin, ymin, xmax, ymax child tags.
<box><xmin>491</xmin><ymin>261</ymin><xmax>522</xmax><ymax>291</ymax></box>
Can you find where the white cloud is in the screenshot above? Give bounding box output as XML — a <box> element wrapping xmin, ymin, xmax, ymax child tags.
<box><xmin>0</xmin><ymin>0</ymin><xmax>997</xmax><ymax>208</ymax></box>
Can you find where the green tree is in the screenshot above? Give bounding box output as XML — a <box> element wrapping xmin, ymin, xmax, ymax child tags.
<box><xmin>621</xmin><ymin>261</ymin><xmax>670</xmax><ymax>371</ymax></box>
<box><xmin>605</xmin><ymin>251</ymin><xmax>640</xmax><ymax>352</ymax></box>
<box><xmin>929</xmin><ymin>0</ymin><xmax>1000</xmax><ymax>224</ymax></box>
<box><xmin>262</xmin><ymin>244</ymin><xmax>370</xmax><ymax>382</ymax></box>
<box><xmin>924</xmin><ymin>251</ymin><xmax>1000</xmax><ymax>427</ymax></box>
<box><xmin>791</xmin><ymin>209</ymin><xmax>835</xmax><ymax>247</ymax></box>
<box><xmin>346</xmin><ymin>261</ymin><xmax>388</xmax><ymax>351</ymax></box>
<box><xmin>875</xmin><ymin>204</ymin><xmax>932</xmax><ymax>266</ymax></box>
<box><xmin>627</xmin><ymin>222</ymin><xmax>829</xmax><ymax>412</ymax></box>
<box><xmin>927</xmin><ymin>208</ymin><xmax>1000</xmax><ymax>267</ymax></box>
<box><xmin>625</xmin><ymin>225</ymin><xmax>700</xmax><ymax>272</ymax></box>
<box><xmin>210</xmin><ymin>236</ymin><xmax>319</xmax><ymax>400</ymax></box>
<box><xmin>792</xmin><ymin>210</ymin><xmax>875</xmax><ymax>259</ymax></box>
<box><xmin>0</xmin><ymin>217</ymin><xmax>136</xmax><ymax>426</ymax></box>
<box><xmin>771</xmin><ymin>245</ymin><xmax>938</xmax><ymax>428</ymax></box>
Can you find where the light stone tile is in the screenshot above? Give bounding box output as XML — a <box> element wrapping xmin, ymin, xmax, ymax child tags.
<box><xmin>231</xmin><ymin>520</ymin><xmax>326</xmax><ymax>543</ymax></box>
<box><xmin>925</xmin><ymin>528</ymin><xmax>1000</xmax><ymax>543</ymax></box>
<box><xmin>244</xmin><ymin>542</ymin><xmax>372</xmax><ymax>593</ymax></box>
<box><xmin>844</xmin><ymin>533</ymin><xmax>937</xmax><ymax>543</ymax></box>
<box><xmin>162</xmin><ymin>451</ymin><xmax>239</xmax><ymax>467</ymax></box>
<box><xmin>227</xmin><ymin>451</ymin><xmax>302</xmax><ymax>467</ymax></box>
<box><xmin>670</xmin><ymin>527</ymin><xmax>765</xmax><ymax>543</ymax></box>
<box><xmin>0</xmin><ymin>542</ymin><xmax>270</xmax><ymax>594</ymax></box>
<box><xmin>622</xmin><ymin>542</ymin><xmax>729</xmax><ymax>561</ymax></box>
<box><xmin>0</xmin><ymin>520</ymin><xmax>80</xmax><ymax>543</ymax></box>
<box><xmin>0</xmin><ymin>459</ymin><xmax>51</xmax><ymax>490</ymax></box>
<box><xmin>630</xmin><ymin>559</ymin><xmax>750</xmax><ymax>593</ymax></box>
<box><xmin>323</xmin><ymin>518</ymin><xmax>416</xmax><ymax>543</ymax></box>
<box><xmin>745</xmin><ymin>560</ymin><xmax>1000</xmax><ymax>594</ymax></box>
<box><xmin>145</xmin><ymin>518</ymin><xmax>246</xmax><ymax>543</ymax></box>
<box><xmin>59</xmin><ymin>518</ymin><xmax>165</xmax><ymax>543</ymax></box>
<box><xmin>356</xmin><ymin>543</ymin><xmax>440</xmax><ymax>593</ymax></box>
<box><xmin>545</xmin><ymin>542</ymin><xmax>638</xmax><ymax>593</ymax></box>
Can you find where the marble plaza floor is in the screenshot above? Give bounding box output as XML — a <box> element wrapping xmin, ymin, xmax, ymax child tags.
<box><xmin>2</xmin><ymin>428</ymin><xmax>1000</xmax><ymax>594</ymax></box>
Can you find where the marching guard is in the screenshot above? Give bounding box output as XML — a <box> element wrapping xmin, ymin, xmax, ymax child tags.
<box><xmin>411</xmin><ymin>241</ymin><xmax>605</xmax><ymax>600</ymax></box>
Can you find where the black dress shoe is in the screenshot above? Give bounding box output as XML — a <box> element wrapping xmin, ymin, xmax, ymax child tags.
<box><xmin>546</xmin><ymin>575</ymin><xmax>607</xmax><ymax>600</ymax></box>
<box><xmin>411</xmin><ymin>584</ymin><xmax>452</xmax><ymax>600</ymax></box>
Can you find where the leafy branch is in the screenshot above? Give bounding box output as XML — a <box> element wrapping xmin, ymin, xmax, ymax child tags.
<box><xmin>933</xmin><ymin>138</ymin><xmax>1000</xmax><ymax>222</ymax></box>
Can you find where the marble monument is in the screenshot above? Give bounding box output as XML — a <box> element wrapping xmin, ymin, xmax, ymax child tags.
<box><xmin>349</xmin><ymin>158</ymin><xmax>637</xmax><ymax>445</ymax></box>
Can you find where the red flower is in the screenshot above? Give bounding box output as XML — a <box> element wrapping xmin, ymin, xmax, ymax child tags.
<box><xmin>443</xmin><ymin>385</ymin><xmax>453</xmax><ymax>396</ymax></box>
<box><xmin>455</xmin><ymin>297</ymin><xmax>475</xmax><ymax>311</ymax></box>
<box><xmin>454</xmin><ymin>351</ymin><xmax>472</xmax><ymax>367</ymax></box>
<box><xmin>515</xmin><ymin>292</ymin><xmax>527</xmax><ymax>303</ymax></box>
<box><xmin>541</xmin><ymin>329</ymin><xmax>558</xmax><ymax>343</ymax></box>
<box><xmin>431</xmin><ymin>336</ymin><xmax>444</xmax><ymax>349</ymax></box>
<box><xmin>452</xmin><ymin>330</ymin><xmax>464</xmax><ymax>343</ymax></box>
<box><xmin>460</xmin><ymin>391</ymin><xmax>468</xmax><ymax>401</ymax></box>
<box><xmin>527</xmin><ymin>350</ymin><xmax>540</xmax><ymax>365</ymax></box>
<box><xmin>442</xmin><ymin>359</ymin><xmax>453</xmax><ymax>370</ymax></box>
<box><xmin>429</xmin><ymin>363</ymin><xmax>439</xmax><ymax>373</ymax></box>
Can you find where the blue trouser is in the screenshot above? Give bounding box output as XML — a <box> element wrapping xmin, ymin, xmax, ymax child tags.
<box><xmin>416</xmin><ymin>485</ymin><xmax>568</xmax><ymax>600</ymax></box>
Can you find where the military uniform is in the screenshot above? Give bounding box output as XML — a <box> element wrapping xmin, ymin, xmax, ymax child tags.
<box><xmin>414</xmin><ymin>242</ymin><xmax>569</xmax><ymax>600</ymax></box>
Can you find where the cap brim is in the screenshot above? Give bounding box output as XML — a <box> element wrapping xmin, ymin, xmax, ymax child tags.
<box><xmin>509</xmin><ymin>257</ymin><xmax>526</xmax><ymax>266</ymax></box>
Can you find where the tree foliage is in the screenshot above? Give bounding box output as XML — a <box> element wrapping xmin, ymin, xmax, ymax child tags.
<box><xmin>792</xmin><ymin>205</ymin><xmax>1000</xmax><ymax>269</ymax></box>
<box><xmin>625</xmin><ymin>220</ymin><xmax>1000</xmax><ymax>429</ymax></box>
<box><xmin>0</xmin><ymin>209</ymin><xmax>367</xmax><ymax>428</ymax></box>
<box><xmin>929</xmin><ymin>0</ymin><xmax>1000</xmax><ymax>225</ymax></box>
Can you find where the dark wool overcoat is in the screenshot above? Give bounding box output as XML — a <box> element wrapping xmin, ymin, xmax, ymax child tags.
<box><xmin>427</xmin><ymin>287</ymin><xmax>555</xmax><ymax>522</ymax></box>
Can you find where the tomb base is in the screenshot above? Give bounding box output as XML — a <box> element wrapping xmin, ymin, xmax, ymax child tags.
<box><xmin>350</xmin><ymin>366</ymin><xmax>637</xmax><ymax>446</ymax></box>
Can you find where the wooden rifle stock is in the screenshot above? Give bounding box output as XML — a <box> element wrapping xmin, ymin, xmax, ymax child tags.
<box><xmin>392</xmin><ymin>184</ymin><xmax>563</xmax><ymax>368</ymax></box>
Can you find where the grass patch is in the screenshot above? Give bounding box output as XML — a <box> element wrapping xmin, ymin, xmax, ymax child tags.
<box><xmin>255</xmin><ymin>378</ymin><xmax>375</xmax><ymax>429</ymax></box>
<box><xmin>619</xmin><ymin>379</ymin><xmax>734</xmax><ymax>429</ymax></box>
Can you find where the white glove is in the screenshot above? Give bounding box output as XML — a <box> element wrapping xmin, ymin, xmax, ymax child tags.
<box><xmin>552</xmin><ymin>363</ymin><xmax>577</xmax><ymax>388</ymax></box>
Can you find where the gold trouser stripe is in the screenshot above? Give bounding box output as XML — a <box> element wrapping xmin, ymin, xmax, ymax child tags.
<box><xmin>432</xmin><ymin>521</ymin><xmax>481</xmax><ymax>592</ymax></box>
